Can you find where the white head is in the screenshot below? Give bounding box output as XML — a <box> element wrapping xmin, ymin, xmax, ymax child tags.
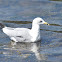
<box><xmin>33</xmin><ymin>17</ymin><xmax>49</xmax><ymax>25</ymax></box>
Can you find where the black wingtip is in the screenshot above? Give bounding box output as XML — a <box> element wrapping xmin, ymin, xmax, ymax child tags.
<box><xmin>0</xmin><ymin>23</ymin><xmax>5</xmax><ymax>29</ymax></box>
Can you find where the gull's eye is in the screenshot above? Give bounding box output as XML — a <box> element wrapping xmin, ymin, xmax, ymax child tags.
<box><xmin>40</xmin><ymin>21</ymin><xmax>42</xmax><ymax>22</ymax></box>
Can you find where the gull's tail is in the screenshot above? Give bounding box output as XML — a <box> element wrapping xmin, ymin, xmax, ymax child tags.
<box><xmin>0</xmin><ymin>23</ymin><xmax>5</xmax><ymax>29</ymax></box>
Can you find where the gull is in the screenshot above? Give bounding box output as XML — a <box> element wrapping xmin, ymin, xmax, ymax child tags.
<box><xmin>0</xmin><ymin>17</ymin><xmax>49</xmax><ymax>42</ymax></box>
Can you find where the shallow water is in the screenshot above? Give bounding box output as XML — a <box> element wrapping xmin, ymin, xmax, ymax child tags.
<box><xmin>0</xmin><ymin>0</ymin><xmax>62</xmax><ymax>62</ymax></box>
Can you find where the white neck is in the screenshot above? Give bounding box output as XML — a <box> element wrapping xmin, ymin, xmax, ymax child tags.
<box><xmin>30</xmin><ymin>23</ymin><xmax>41</xmax><ymax>42</ymax></box>
<box><xmin>32</xmin><ymin>23</ymin><xmax>40</xmax><ymax>32</ymax></box>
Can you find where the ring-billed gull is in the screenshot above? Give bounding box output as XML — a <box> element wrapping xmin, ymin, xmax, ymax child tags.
<box><xmin>0</xmin><ymin>17</ymin><xmax>49</xmax><ymax>42</ymax></box>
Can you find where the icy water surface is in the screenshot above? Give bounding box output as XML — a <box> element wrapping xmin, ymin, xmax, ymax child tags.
<box><xmin>0</xmin><ymin>0</ymin><xmax>62</xmax><ymax>62</ymax></box>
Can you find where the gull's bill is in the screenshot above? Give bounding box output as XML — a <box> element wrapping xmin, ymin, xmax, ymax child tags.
<box><xmin>44</xmin><ymin>22</ymin><xmax>49</xmax><ymax>25</ymax></box>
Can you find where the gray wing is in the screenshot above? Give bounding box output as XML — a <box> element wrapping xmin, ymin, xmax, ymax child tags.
<box><xmin>3</xmin><ymin>27</ymin><xmax>32</xmax><ymax>42</ymax></box>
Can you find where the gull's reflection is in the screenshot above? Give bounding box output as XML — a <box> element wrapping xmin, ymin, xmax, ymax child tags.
<box><xmin>10</xmin><ymin>41</ymin><xmax>46</xmax><ymax>60</ymax></box>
